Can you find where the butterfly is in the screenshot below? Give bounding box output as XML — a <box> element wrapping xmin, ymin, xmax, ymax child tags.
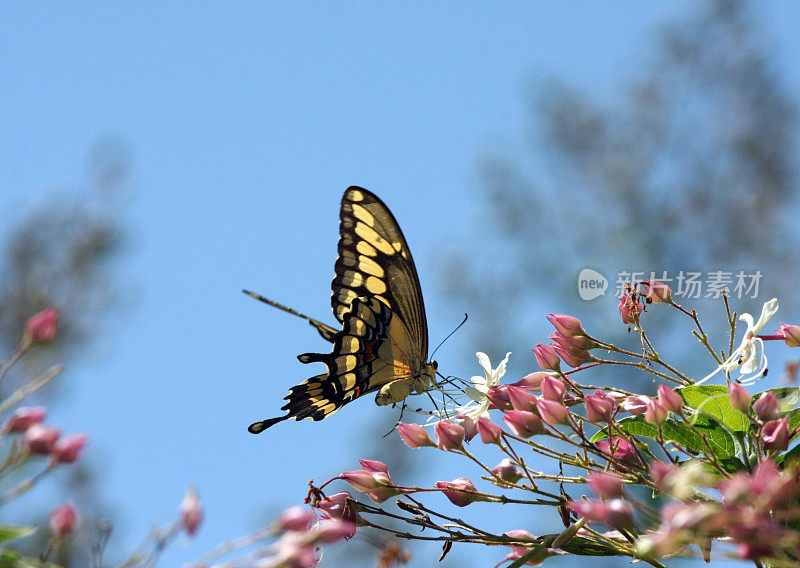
<box><xmin>246</xmin><ymin>186</ymin><xmax>438</xmax><ymax>433</ymax></box>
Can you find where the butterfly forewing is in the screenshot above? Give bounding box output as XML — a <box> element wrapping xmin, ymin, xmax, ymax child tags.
<box><xmin>334</xmin><ymin>187</ymin><xmax>429</xmax><ymax>360</ymax></box>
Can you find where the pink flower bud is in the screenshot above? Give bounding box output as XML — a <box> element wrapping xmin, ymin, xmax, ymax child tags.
<box><xmin>458</xmin><ymin>415</ymin><xmax>478</xmax><ymax>442</ymax></box>
<box><xmin>476</xmin><ymin>417</ymin><xmax>503</xmax><ymax>445</ymax></box>
<box><xmin>274</xmin><ymin>534</ymin><xmax>318</xmax><ymax>568</ymax></box>
<box><xmin>341</xmin><ymin>461</ymin><xmax>399</xmax><ymax>503</ymax></box>
<box><xmin>618</xmin><ymin>295</ymin><xmax>643</xmax><ymax>325</ymax></box>
<box><xmin>587</xmin><ymin>471</ymin><xmax>624</xmax><ymax>499</ymax></box>
<box><xmin>642</xmin><ymin>280</ymin><xmax>672</xmax><ymax>304</ymax></box>
<box><xmin>180</xmin><ymin>487</ymin><xmax>203</xmax><ymax>536</ymax></box>
<box><xmin>312</xmin><ymin>519</ymin><xmax>356</xmax><ymax>543</ymax></box>
<box><xmin>622</xmin><ymin>395</ymin><xmax>650</xmax><ymax>416</ymax></box>
<box><xmin>486</xmin><ymin>385</ymin><xmax>513</xmax><ymax>411</ymax></box>
<box><xmin>23</xmin><ymin>308</ymin><xmax>59</xmax><ymax>345</ymax></box>
<box><xmin>435</xmin><ymin>477</ymin><xmax>482</xmax><ymax>507</ymax></box>
<box><xmin>340</xmin><ymin>470</ymin><xmax>383</xmax><ymax>492</ymax></box>
<box><xmin>585</xmin><ymin>390</ymin><xmax>615</xmax><ymax>423</ymax></box>
<box><xmin>502</xmin><ymin>410</ymin><xmax>545</xmax><ymax>438</ymax></box>
<box><xmin>396</xmin><ymin>423</ymin><xmax>436</xmax><ymax>448</ymax></box>
<box><xmin>761</xmin><ymin>418</ymin><xmax>791</xmax><ymax>452</ymax></box>
<box><xmin>728</xmin><ymin>382</ymin><xmax>751</xmax><ymax>413</ymax></box>
<box><xmin>23</xmin><ymin>423</ymin><xmax>60</xmax><ymax>455</ymax></box>
<box><xmin>533</xmin><ymin>343</ymin><xmax>561</xmax><ymax>371</ymax></box>
<box><xmin>536</xmin><ymin>398</ymin><xmax>570</xmax><ymax>426</ymax></box>
<box><xmin>316</xmin><ymin>492</ymin><xmax>357</xmax><ymax>523</ymax></box>
<box><xmin>645</xmin><ymin>399</ymin><xmax>668</xmax><ymax>425</ymax></box>
<box><xmin>540</xmin><ymin>376</ymin><xmax>566</xmax><ymax>401</ymax></box>
<box><xmin>492</xmin><ymin>459</ymin><xmax>523</xmax><ymax>483</ymax></box>
<box><xmin>777</xmin><ymin>323</ymin><xmax>800</xmax><ymax>347</ymax></box>
<box><xmin>549</xmin><ymin>331</ymin><xmax>596</xmax><ymax>352</ymax></box>
<box><xmin>500</xmin><ymin>529</ymin><xmax>554</xmax><ymax>566</ymax></box>
<box><xmin>276</xmin><ymin>506</ymin><xmax>314</xmax><ymax>532</ymax></box>
<box><xmin>596</xmin><ymin>437</ymin><xmax>638</xmax><ymax>464</ymax></box>
<box><xmin>358</xmin><ymin>459</ymin><xmax>389</xmax><ymax>473</ymax></box>
<box><xmin>49</xmin><ymin>502</ymin><xmax>79</xmax><ymax>537</ymax></box>
<box><xmin>507</xmin><ymin>385</ymin><xmax>538</xmax><ymax>412</ymax></box>
<box><xmin>649</xmin><ymin>460</ymin><xmax>678</xmax><ymax>490</ymax></box>
<box><xmin>512</xmin><ymin>372</ymin><xmax>547</xmax><ymax>391</ymax></box>
<box><xmin>50</xmin><ymin>433</ymin><xmax>89</xmax><ymax>464</ymax></box>
<box><xmin>657</xmin><ymin>386</ymin><xmax>683</xmax><ymax>414</ymax></box>
<box><xmin>435</xmin><ymin>420</ymin><xmax>465</xmax><ymax>451</ymax></box>
<box><xmin>550</xmin><ymin>343</ymin><xmax>595</xmax><ymax>368</ymax></box>
<box><xmin>753</xmin><ymin>392</ymin><xmax>781</xmax><ymax>421</ymax></box>
<box><xmin>570</xmin><ymin>498</ymin><xmax>633</xmax><ymax>529</ymax></box>
<box><xmin>547</xmin><ymin>313</ymin><xmax>586</xmax><ymax>337</ymax></box>
<box><xmin>4</xmin><ymin>406</ymin><xmax>46</xmax><ymax>433</ymax></box>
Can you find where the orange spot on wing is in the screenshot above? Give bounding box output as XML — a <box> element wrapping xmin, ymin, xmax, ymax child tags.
<box><xmin>392</xmin><ymin>361</ymin><xmax>412</xmax><ymax>378</ymax></box>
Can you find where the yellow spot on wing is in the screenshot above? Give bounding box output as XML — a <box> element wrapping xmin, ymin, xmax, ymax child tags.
<box><xmin>356</xmin><ymin>240</ymin><xmax>378</xmax><ymax>257</ymax></box>
<box><xmin>351</xmin><ymin>204</ymin><xmax>375</xmax><ymax>226</ymax></box>
<box><xmin>366</xmin><ymin>275</ymin><xmax>387</xmax><ymax>294</ymax></box>
<box><xmin>348</xmin><ymin>189</ymin><xmax>365</xmax><ymax>202</ymax></box>
<box><xmin>355</xmin><ymin>222</ymin><xmax>396</xmax><ymax>255</ymax></box>
<box><xmin>340</xmin><ymin>269</ymin><xmax>363</xmax><ymax>287</ymax></box>
<box><xmin>336</xmin><ymin>355</ymin><xmax>357</xmax><ymax>373</ymax></box>
<box><xmin>340</xmin><ymin>336</ymin><xmax>360</xmax><ymax>352</ymax></box>
<box><xmin>357</xmin><ymin>255</ymin><xmax>385</xmax><ymax>277</ymax></box>
<box><xmin>341</xmin><ymin>372</ymin><xmax>357</xmax><ymax>390</ymax></box>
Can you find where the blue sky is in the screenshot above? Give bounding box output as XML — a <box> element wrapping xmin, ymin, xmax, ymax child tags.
<box><xmin>2</xmin><ymin>2</ymin><xmax>800</xmax><ymax>567</ymax></box>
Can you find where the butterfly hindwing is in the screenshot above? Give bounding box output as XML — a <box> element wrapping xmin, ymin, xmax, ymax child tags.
<box><xmin>247</xmin><ymin>186</ymin><xmax>435</xmax><ymax>433</ymax></box>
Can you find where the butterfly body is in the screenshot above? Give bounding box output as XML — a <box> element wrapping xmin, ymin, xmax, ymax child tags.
<box><xmin>247</xmin><ymin>186</ymin><xmax>436</xmax><ymax>433</ymax></box>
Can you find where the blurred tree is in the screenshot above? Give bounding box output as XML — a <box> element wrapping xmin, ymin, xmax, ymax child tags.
<box><xmin>0</xmin><ymin>138</ymin><xmax>130</xmax><ymax>567</ymax></box>
<box><xmin>444</xmin><ymin>0</ymin><xmax>799</xmax><ymax>372</ymax></box>
<box><xmin>0</xmin><ymin>138</ymin><xmax>129</xmax><ymax>379</ymax></box>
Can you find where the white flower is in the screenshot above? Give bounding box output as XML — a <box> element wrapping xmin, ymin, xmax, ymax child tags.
<box><xmin>452</xmin><ymin>351</ymin><xmax>511</xmax><ymax>420</ymax></box>
<box><xmin>698</xmin><ymin>298</ymin><xmax>778</xmax><ymax>385</ymax></box>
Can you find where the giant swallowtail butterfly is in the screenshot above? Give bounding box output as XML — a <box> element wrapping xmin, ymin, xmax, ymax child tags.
<box><xmin>246</xmin><ymin>186</ymin><xmax>437</xmax><ymax>433</ymax></box>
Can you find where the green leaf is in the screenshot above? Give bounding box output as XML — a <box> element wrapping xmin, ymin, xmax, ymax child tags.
<box><xmin>0</xmin><ymin>548</ymin><xmax>63</xmax><ymax>568</ymax></box>
<box><xmin>592</xmin><ymin>413</ymin><xmax>737</xmax><ymax>459</ymax></box>
<box><xmin>680</xmin><ymin>385</ymin><xmax>749</xmax><ymax>432</ymax></box>
<box><xmin>779</xmin><ymin>443</ymin><xmax>800</xmax><ymax>466</ymax></box>
<box><xmin>785</xmin><ymin>408</ymin><xmax>800</xmax><ymax>430</ymax></box>
<box><xmin>764</xmin><ymin>387</ymin><xmax>800</xmax><ymax>410</ymax></box>
<box><xmin>0</xmin><ymin>525</ymin><xmax>35</xmax><ymax>545</ymax></box>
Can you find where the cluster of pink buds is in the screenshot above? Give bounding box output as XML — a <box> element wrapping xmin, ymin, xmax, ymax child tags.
<box><xmin>261</xmin><ymin>502</ymin><xmax>355</xmax><ymax>568</ymax></box>
<box><xmin>726</xmin><ymin>383</ymin><xmax>796</xmax><ymax>453</ymax></box>
<box><xmin>641</xmin><ymin>460</ymin><xmax>800</xmax><ymax>561</ymax></box>
<box><xmin>3</xmin><ymin>406</ymin><xmax>89</xmax><ymax>464</ymax></box>
<box><xmin>313</xmin><ymin>296</ymin><xmax>800</xmax><ymax>567</ymax></box>
<box><xmin>533</xmin><ymin>314</ymin><xmax>598</xmax><ymax>369</ymax></box>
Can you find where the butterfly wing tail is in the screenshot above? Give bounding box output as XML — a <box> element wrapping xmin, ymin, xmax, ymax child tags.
<box><xmin>248</xmin><ymin>415</ymin><xmax>289</xmax><ymax>434</ymax></box>
<box><xmin>247</xmin><ymin>373</ymin><xmax>347</xmax><ymax>433</ymax></box>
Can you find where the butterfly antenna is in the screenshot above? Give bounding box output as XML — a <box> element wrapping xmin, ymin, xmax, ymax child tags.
<box><xmin>243</xmin><ymin>289</ymin><xmax>314</xmax><ymax>321</ymax></box>
<box><xmin>430</xmin><ymin>313</ymin><xmax>468</xmax><ymax>361</ymax></box>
